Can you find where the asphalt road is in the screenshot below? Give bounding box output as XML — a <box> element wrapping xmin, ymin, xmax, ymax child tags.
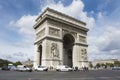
<box><xmin>0</xmin><ymin>70</ymin><xmax>120</xmax><ymax>80</ymax></box>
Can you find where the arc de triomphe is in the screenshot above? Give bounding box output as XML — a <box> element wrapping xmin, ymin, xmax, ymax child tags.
<box><xmin>33</xmin><ymin>8</ymin><xmax>89</xmax><ymax>69</ymax></box>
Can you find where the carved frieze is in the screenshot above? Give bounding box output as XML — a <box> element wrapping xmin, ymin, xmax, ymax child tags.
<box><xmin>79</xmin><ymin>35</ymin><xmax>86</xmax><ymax>43</ymax></box>
<box><xmin>49</xmin><ymin>27</ymin><xmax>60</xmax><ymax>37</ymax></box>
<box><xmin>62</xmin><ymin>29</ymin><xmax>77</xmax><ymax>38</ymax></box>
<box><xmin>51</xmin><ymin>43</ymin><xmax>59</xmax><ymax>59</ymax></box>
<box><xmin>70</xmin><ymin>32</ymin><xmax>77</xmax><ymax>38</ymax></box>
<box><xmin>62</xmin><ymin>29</ymin><xmax>69</xmax><ymax>36</ymax></box>
<box><xmin>36</xmin><ymin>28</ymin><xmax>45</xmax><ymax>40</ymax></box>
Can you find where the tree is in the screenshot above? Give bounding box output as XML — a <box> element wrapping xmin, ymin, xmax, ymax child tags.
<box><xmin>106</xmin><ymin>63</ymin><xmax>114</xmax><ymax>67</ymax></box>
<box><xmin>0</xmin><ymin>59</ymin><xmax>12</xmax><ymax>67</ymax></box>
<box><xmin>13</xmin><ymin>61</ymin><xmax>22</xmax><ymax>66</ymax></box>
<box><xmin>95</xmin><ymin>63</ymin><xmax>100</xmax><ymax>68</ymax></box>
<box><xmin>114</xmin><ymin>61</ymin><xmax>120</xmax><ymax>67</ymax></box>
<box><xmin>89</xmin><ymin>62</ymin><xmax>93</xmax><ymax>68</ymax></box>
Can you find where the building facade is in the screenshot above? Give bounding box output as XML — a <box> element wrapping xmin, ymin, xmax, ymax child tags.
<box><xmin>33</xmin><ymin>8</ymin><xmax>89</xmax><ymax>69</ymax></box>
<box><xmin>92</xmin><ymin>59</ymin><xmax>118</xmax><ymax>67</ymax></box>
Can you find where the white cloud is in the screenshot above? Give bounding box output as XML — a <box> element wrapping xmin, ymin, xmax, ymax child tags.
<box><xmin>0</xmin><ymin>39</ymin><xmax>34</xmax><ymax>62</ymax></box>
<box><xmin>5</xmin><ymin>0</ymin><xmax>96</xmax><ymax>62</ymax></box>
<box><xmin>2</xmin><ymin>0</ymin><xmax>120</xmax><ymax>62</ymax></box>
<box><xmin>10</xmin><ymin>15</ymin><xmax>37</xmax><ymax>36</ymax></box>
<box><xmin>41</xmin><ymin>0</ymin><xmax>95</xmax><ymax>29</ymax></box>
<box><xmin>88</xmin><ymin>6</ymin><xmax>120</xmax><ymax>61</ymax></box>
<box><xmin>97</xmin><ymin>12</ymin><xmax>103</xmax><ymax>19</ymax></box>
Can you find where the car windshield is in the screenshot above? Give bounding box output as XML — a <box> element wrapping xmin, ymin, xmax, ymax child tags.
<box><xmin>65</xmin><ymin>66</ymin><xmax>69</xmax><ymax>68</ymax></box>
<box><xmin>38</xmin><ymin>66</ymin><xmax>41</xmax><ymax>68</ymax></box>
<box><xmin>38</xmin><ymin>66</ymin><xmax>45</xmax><ymax>68</ymax></box>
<box><xmin>24</xmin><ymin>66</ymin><xmax>26</xmax><ymax>68</ymax></box>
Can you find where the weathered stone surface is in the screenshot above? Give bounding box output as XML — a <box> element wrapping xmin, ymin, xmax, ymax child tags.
<box><xmin>33</xmin><ymin>8</ymin><xmax>89</xmax><ymax>69</ymax></box>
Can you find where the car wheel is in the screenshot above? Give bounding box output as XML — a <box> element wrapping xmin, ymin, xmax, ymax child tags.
<box><xmin>45</xmin><ymin>69</ymin><xmax>48</xmax><ymax>71</ymax></box>
<box><xmin>56</xmin><ymin>69</ymin><xmax>60</xmax><ymax>71</ymax></box>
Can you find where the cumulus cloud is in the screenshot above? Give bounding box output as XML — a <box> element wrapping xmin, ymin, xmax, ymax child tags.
<box><xmin>88</xmin><ymin>6</ymin><xmax>120</xmax><ymax>61</ymax></box>
<box><xmin>7</xmin><ymin>0</ymin><xmax>96</xmax><ymax>62</ymax></box>
<box><xmin>41</xmin><ymin>0</ymin><xmax>95</xmax><ymax>29</ymax></box>
<box><xmin>9</xmin><ymin>15</ymin><xmax>37</xmax><ymax>36</ymax></box>
<box><xmin>0</xmin><ymin>39</ymin><xmax>34</xmax><ymax>62</ymax></box>
<box><xmin>2</xmin><ymin>52</ymin><xmax>31</xmax><ymax>62</ymax></box>
<box><xmin>5</xmin><ymin>0</ymin><xmax>120</xmax><ymax>62</ymax></box>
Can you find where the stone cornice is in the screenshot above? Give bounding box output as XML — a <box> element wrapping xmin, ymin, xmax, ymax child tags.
<box><xmin>79</xmin><ymin>61</ymin><xmax>88</xmax><ymax>62</ymax></box>
<box><xmin>34</xmin><ymin>14</ymin><xmax>89</xmax><ymax>32</ymax></box>
<box><xmin>34</xmin><ymin>36</ymin><xmax>63</xmax><ymax>45</ymax></box>
<box><xmin>34</xmin><ymin>36</ymin><xmax>88</xmax><ymax>47</ymax></box>
<box><xmin>36</xmin><ymin>7</ymin><xmax>86</xmax><ymax>25</ymax></box>
<box><xmin>42</xmin><ymin>59</ymin><xmax>62</xmax><ymax>61</ymax></box>
<box><xmin>34</xmin><ymin>8</ymin><xmax>89</xmax><ymax>32</ymax></box>
<box><xmin>74</xmin><ymin>43</ymin><xmax>88</xmax><ymax>47</ymax></box>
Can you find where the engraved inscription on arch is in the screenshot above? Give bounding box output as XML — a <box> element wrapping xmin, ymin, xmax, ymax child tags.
<box><xmin>49</xmin><ymin>27</ymin><xmax>60</xmax><ymax>37</ymax></box>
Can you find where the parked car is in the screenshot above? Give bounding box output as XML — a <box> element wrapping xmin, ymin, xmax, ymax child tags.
<box><xmin>34</xmin><ymin>65</ymin><xmax>48</xmax><ymax>71</ymax></box>
<box><xmin>112</xmin><ymin>67</ymin><xmax>120</xmax><ymax>70</ymax></box>
<box><xmin>1</xmin><ymin>67</ymin><xmax>10</xmax><ymax>70</ymax></box>
<box><xmin>8</xmin><ymin>64</ymin><xmax>17</xmax><ymax>71</ymax></box>
<box><xmin>56</xmin><ymin>65</ymin><xmax>73</xmax><ymax>71</ymax></box>
<box><xmin>17</xmin><ymin>65</ymin><xmax>32</xmax><ymax>72</ymax></box>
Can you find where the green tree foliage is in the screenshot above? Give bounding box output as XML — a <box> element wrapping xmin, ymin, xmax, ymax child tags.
<box><xmin>106</xmin><ymin>63</ymin><xmax>114</xmax><ymax>67</ymax></box>
<box><xmin>89</xmin><ymin>62</ymin><xmax>93</xmax><ymax>68</ymax></box>
<box><xmin>0</xmin><ymin>59</ymin><xmax>12</xmax><ymax>67</ymax></box>
<box><xmin>95</xmin><ymin>61</ymin><xmax>120</xmax><ymax>69</ymax></box>
<box><xmin>13</xmin><ymin>61</ymin><xmax>22</xmax><ymax>66</ymax></box>
<box><xmin>114</xmin><ymin>61</ymin><xmax>120</xmax><ymax>67</ymax></box>
<box><xmin>95</xmin><ymin>63</ymin><xmax>100</xmax><ymax>68</ymax></box>
<box><xmin>0</xmin><ymin>59</ymin><xmax>22</xmax><ymax>67</ymax></box>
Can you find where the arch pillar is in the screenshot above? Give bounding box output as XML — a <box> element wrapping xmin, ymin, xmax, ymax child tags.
<box><xmin>33</xmin><ymin>44</ymin><xmax>40</xmax><ymax>67</ymax></box>
<box><xmin>72</xmin><ymin>44</ymin><xmax>78</xmax><ymax>67</ymax></box>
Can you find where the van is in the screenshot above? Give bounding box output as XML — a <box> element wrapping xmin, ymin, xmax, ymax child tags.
<box><xmin>17</xmin><ymin>65</ymin><xmax>32</xmax><ymax>72</ymax></box>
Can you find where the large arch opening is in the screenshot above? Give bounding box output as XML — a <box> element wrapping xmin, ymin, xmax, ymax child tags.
<box><xmin>63</xmin><ymin>34</ymin><xmax>75</xmax><ymax>67</ymax></box>
<box><xmin>38</xmin><ymin>45</ymin><xmax>42</xmax><ymax>65</ymax></box>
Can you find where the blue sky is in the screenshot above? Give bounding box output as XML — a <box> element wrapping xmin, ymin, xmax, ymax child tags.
<box><xmin>0</xmin><ymin>0</ymin><xmax>120</xmax><ymax>62</ymax></box>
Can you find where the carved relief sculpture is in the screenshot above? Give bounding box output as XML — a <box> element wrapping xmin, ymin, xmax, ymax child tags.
<box><xmin>49</xmin><ymin>27</ymin><xmax>60</xmax><ymax>37</ymax></box>
<box><xmin>36</xmin><ymin>28</ymin><xmax>45</xmax><ymax>40</ymax></box>
<box><xmin>81</xmin><ymin>49</ymin><xmax>87</xmax><ymax>61</ymax></box>
<box><xmin>51</xmin><ymin>43</ymin><xmax>59</xmax><ymax>59</ymax></box>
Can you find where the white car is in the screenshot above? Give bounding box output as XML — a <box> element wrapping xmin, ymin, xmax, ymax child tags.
<box><xmin>56</xmin><ymin>65</ymin><xmax>73</xmax><ymax>71</ymax></box>
<box><xmin>17</xmin><ymin>65</ymin><xmax>32</xmax><ymax>72</ymax></box>
<box><xmin>34</xmin><ymin>65</ymin><xmax>48</xmax><ymax>71</ymax></box>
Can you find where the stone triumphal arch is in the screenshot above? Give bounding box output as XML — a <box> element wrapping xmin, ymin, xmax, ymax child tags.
<box><xmin>33</xmin><ymin>8</ymin><xmax>89</xmax><ymax>69</ymax></box>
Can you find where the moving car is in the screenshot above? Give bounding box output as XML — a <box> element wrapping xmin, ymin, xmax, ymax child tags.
<box><xmin>34</xmin><ymin>65</ymin><xmax>48</xmax><ymax>71</ymax></box>
<box><xmin>17</xmin><ymin>65</ymin><xmax>32</xmax><ymax>72</ymax></box>
<box><xmin>56</xmin><ymin>65</ymin><xmax>73</xmax><ymax>71</ymax></box>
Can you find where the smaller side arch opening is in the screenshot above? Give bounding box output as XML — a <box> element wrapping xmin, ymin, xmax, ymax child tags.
<box><xmin>38</xmin><ymin>45</ymin><xmax>42</xmax><ymax>65</ymax></box>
